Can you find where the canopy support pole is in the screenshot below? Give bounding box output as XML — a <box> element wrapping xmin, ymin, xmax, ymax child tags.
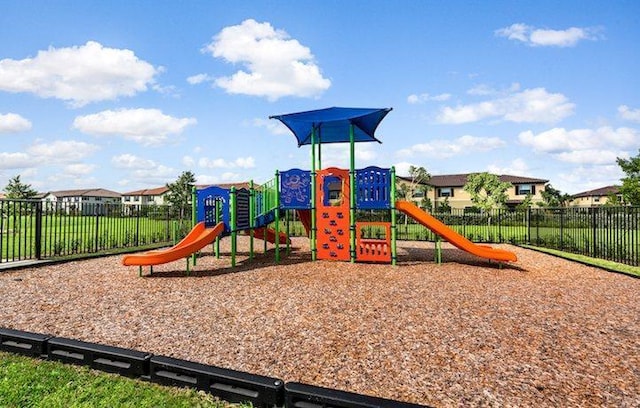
<box><xmin>349</xmin><ymin>124</ymin><xmax>356</xmax><ymax>263</ymax></box>
<box><xmin>311</xmin><ymin>126</ymin><xmax>317</xmax><ymax>261</ymax></box>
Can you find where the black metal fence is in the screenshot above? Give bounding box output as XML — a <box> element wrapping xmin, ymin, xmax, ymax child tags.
<box><xmin>291</xmin><ymin>206</ymin><xmax>640</xmax><ymax>267</ymax></box>
<box><xmin>0</xmin><ymin>199</ymin><xmax>192</xmax><ymax>264</ymax></box>
<box><xmin>2</xmin><ymin>198</ymin><xmax>639</xmax><ymax>267</ymax></box>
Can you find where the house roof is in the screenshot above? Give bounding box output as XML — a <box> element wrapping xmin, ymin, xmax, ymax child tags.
<box><xmin>122</xmin><ymin>186</ymin><xmax>170</xmax><ymax>196</ymax></box>
<box><xmin>399</xmin><ymin>173</ymin><xmax>548</xmax><ymax>187</ymax></box>
<box><xmin>124</xmin><ymin>182</ymin><xmax>255</xmax><ymax>197</ymax></box>
<box><xmin>427</xmin><ymin>174</ymin><xmax>548</xmax><ymax>187</ymax></box>
<box><xmin>46</xmin><ymin>188</ymin><xmax>121</xmax><ymax>198</ymax></box>
<box><xmin>572</xmin><ymin>185</ymin><xmax>620</xmax><ymax>198</ymax></box>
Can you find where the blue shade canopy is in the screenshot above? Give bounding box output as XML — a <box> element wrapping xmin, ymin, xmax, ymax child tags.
<box><xmin>269</xmin><ymin>107</ymin><xmax>392</xmax><ymax>147</ymax></box>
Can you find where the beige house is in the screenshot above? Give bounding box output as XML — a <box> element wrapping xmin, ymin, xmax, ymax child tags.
<box><xmin>570</xmin><ymin>186</ymin><xmax>622</xmax><ymax>207</ymax></box>
<box><xmin>398</xmin><ymin>173</ymin><xmax>548</xmax><ymax>210</ymax></box>
<box><xmin>42</xmin><ymin>188</ymin><xmax>122</xmax><ymax>214</ymax></box>
<box><xmin>121</xmin><ymin>182</ymin><xmax>254</xmax><ymax>207</ymax></box>
<box><xmin>121</xmin><ymin>186</ymin><xmax>170</xmax><ymax>207</ymax></box>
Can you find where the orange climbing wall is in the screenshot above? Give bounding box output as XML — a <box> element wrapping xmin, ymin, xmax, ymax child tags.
<box><xmin>316</xmin><ymin>167</ymin><xmax>350</xmax><ymax>261</ymax></box>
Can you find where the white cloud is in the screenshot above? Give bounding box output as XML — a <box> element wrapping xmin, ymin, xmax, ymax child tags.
<box><xmin>203</xmin><ymin>19</ymin><xmax>331</xmax><ymax>101</ymax></box>
<box><xmin>518</xmin><ymin>126</ymin><xmax>638</xmax><ymax>153</ymax></box>
<box><xmin>407</xmin><ymin>93</ymin><xmax>451</xmax><ymax>104</ymax></box>
<box><xmin>0</xmin><ymin>152</ymin><xmax>32</xmax><ymax>169</ymax></box>
<box><xmin>0</xmin><ymin>113</ymin><xmax>32</xmax><ymax>133</ymax></box>
<box><xmin>196</xmin><ymin>172</ymin><xmax>243</xmax><ymax>185</ymax></box>
<box><xmin>519</xmin><ymin>126</ymin><xmax>639</xmax><ymax>165</ymax></box>
<box><xmin>252</xmin><ymin>118</ymin><xmax>291</xmax><ymax>135</ymax></box>
<box><xmin>394</xmin><ymin>162</ymin><xmax>426</xmax><ymax>177</ymax></box>
<box><xmin>618</xmin><ymin>105</ymin><xmax>640</xmax><ymax>123</ymax></box>
<box><xmin>130</xmin><ymin>165</ymin><xmax>177</xmax><ymax>185</ymax></box>
<box><xmin>316</xmin><ymin>143</ymin><xmax>378</xmax><ymax>169</ymax></box>
<box><xmin>557</xmin><ymin>165</ymin><xmax>623</xmax><ymax>195</ymax></box>
<box><xmin>27</xmin><ymin>140</ymin><xmax>99</xmax><ymax>163</ymax></box>
<box><xmin>198</xmin><ymin>156</ymin><xmax>256</xmax><ymax>169</ymax></box>
<box><xmin>73</xmin><ymin>108</ymin><xmax>197</xmax><ymax>146</ymax></box>
<box><xmin>495</xmin><ymin>23</ymin><xmax>601</xmax><ymax>47</ymax></box>
<box><xmin>397</xmin><ymin>135</ymin><xmax>506</xmax><ymax>158</ymax></box>
<box><xmin>182</xmin><ymin>155</ymin><xmax>196</xmax><ymax>167</ymax></box>
<box><xmin>112</xmin><ymin>153</ymin><xmax>156</xmax><ymax>169</ymax></box>
<box><xmin>0</xmin><ymin>41</ymin><xmax>160</xmax><ymax>107</ymax></box>
<box><xmin>64</xmin><ymin>163</ymin><xmax>96</xmax><ymax>175</ymax></box>
<box><xmin>437</xmin><ymin>87</ymin><xmax>574</xmax><ymax>124</ymax></box>
<box><xmin>187</xmin><ymin>73</ymin><xmax>214</xmax><ymax>85</ymax></box>
<box><xmin>487</xmin><ymin>158</ymin><xmax>531</xmax><ymax>176</ymax></box>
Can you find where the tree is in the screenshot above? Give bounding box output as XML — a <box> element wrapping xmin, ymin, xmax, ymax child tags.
<box><xmin>165</xmin><ymin>171</ymin><xmax>196</xmax><ymax>220</ymax></box>
<box><xmin>3</xmin><ymin>175</ymin><xmax>38</xmax><ymax>199</ymax></box>
<box><xmin>617</xmin><ymin>149</ymin><xmax>640</xmax><ymax>205</ymax></box>
<box><xmin>463</xmin><ymin>173</ymin><xmax>512</xmax><ymax>239</ymax></box>
<box><xmin>516</xmin><ymin>193</ymin><xmax>533</xmax><ymax>211</ymax></box>
<box><xmin>538</xmin><ymin>184</ymin><xmax>572</xmax><ymax>207</ymax></box>
<box><xmin>395</xmin><ymin>165</ymin><xmax>431</xmax><ymax>223</ymax></box>
<box><xmin>602</xmin><ymin>192</ymin><xmax>623</xmax><ymax>207</ymax></box>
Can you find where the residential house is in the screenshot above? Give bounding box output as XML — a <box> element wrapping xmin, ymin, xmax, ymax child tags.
<box><xmin>570</xmin><ymin>186</ymin><xmax>622</xmax><ymax>207</ymax></box>
<box><xmin>122</xmin><ymin>182</ymin><xmax>254</xmax><ymax>208</ymax></box>
<box><xmin>42</xmin><ymin>188</ymin><xmax>122</xmax><ymax>215</ymax></box>
<box><xmin>398</xmin><ymin>173</ymin><xmax>549</xmax><ymax>211</ymax></box>
<box><xmin>121</xmin><ymin>186</ymin><xmax>170</xmax><ymax>207</ymax></box>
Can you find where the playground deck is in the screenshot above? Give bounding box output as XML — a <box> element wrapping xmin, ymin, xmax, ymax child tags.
<box><xmin>0</xmin><ymin>237</ymin><xmax>638</xmax><ymax>407</ymax></box>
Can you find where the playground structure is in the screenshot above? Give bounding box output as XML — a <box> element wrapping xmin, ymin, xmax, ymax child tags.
<box><xmin>123</xmin><ymin>107</ymin><xmax>517</xmax><ymax>274</ymax></box>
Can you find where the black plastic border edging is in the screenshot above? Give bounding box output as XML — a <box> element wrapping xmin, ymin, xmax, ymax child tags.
<box><xmin>150</xmin><ymin>355</ymin><xmax>283</xmax><ymax>407</ymax></box>
<box><xmin>0</xmin><ymin>327</ymin><xmax>51</xmax><ymax>357</ymax></box>
<box><xmin>47</xmin><ymin>337</ymin><xmax>151</xmax><ymax>378</ymax></box>
<box><xmin>285</xmin><ymin>382</ymin><xmax>432</xmax><ymax>408</ymax></box>
<box><xmin>0</xmin><ymin>328</ymin><xmax>430</xmax><ymax>408</ymax></box>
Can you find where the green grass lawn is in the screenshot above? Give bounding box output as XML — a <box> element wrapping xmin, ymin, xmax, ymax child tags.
<box><xmin>0</xmin><ymin>352</ymin><xmax>245</xmax><ymax>408</ymax></box>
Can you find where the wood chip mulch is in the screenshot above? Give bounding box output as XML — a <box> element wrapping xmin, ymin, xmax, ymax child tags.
<box><xmin>0</xmin><ymin>237</ymin><xmax>638</xmax><ymax>407</ymax></box>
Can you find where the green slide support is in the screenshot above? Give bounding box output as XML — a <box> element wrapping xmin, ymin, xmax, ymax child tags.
<box><xmin>230</xmin><ymin>186</ymin><xmax>237</xmax><ymax>267</ymax></box>
<box><xmin>391</xmin><ymin>166</ymin><xmax>397</xmax><ymax>266</ymax></box>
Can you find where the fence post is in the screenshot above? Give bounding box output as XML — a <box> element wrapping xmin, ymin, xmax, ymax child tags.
<box><xmin>34</xmin><ymin>201</ymin><xmax>43</xmax><ymax>260</ymax></box>
<box><xmin>93</xmin><ymin>204</ymin><xmax>100</xmax><ymax>252</ymax></box>
<box><xmin>591</xmin><ymin>207</ymin><xmax>597</xmax><ymax>258</ymax></box>
<box><xmin>526</xmin><ymin>207</ymin><xmax>531</xmax><ymax>244</ymax></box>
<box><xmin>559</xmin><ymin>208</ymin><xmax>564</xmax><ymax>250</ymax></box>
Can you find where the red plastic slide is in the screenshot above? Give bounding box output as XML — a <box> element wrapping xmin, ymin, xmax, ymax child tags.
<box><xmin>395</xmin><ymin>201</ymin><xmax>517</xmax><ymax>262</ymax></box>
<box><xmin>122</xmin><ymin>222</ymin><xmax>225</xmax><ymax>266</ymax></box>
<box><xmin>297</xmin><ymin>209</ymin><xmax>312</xmax><ymax>237</ymax></box>
<box><xmin>253</xmin><ymin>227</ymin><xmax>290</xmax><ymax>245</ymax></box>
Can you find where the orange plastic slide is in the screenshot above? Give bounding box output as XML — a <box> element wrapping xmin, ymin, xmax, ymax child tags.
<box><xmin>395</xmin><ymin>201</ymin><xmax>517</xmax><ymax>262</ymax></box>
<box><xmin>122</xmin><ymin>222</ymin><xmax>225</xmax><ymax>266</ymax></box>
<box><xmin>252</xmin><ymin>227</ymin><xmax>290</xmax><ymax>245</ymax></box>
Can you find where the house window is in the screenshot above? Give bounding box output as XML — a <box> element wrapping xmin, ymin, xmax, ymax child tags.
<box><xmin>412</xmin><ymin>189</ymin><xmax>424</xmax><ymax>198</ymax></box>
<box><xmin>82</xmin><ymin>197</ymin><xmax>89</xmax><ymax>201</ymax></box>
<box><xmin>437</xmin><ymin>188</ymin><xmax>453</xmax><ymax>198</ymax></box>
<box><xmin>516</xmin><ymin>184</ymin><xmax>535</xmax><ymax>195</ymax></box>
<box><xmin>594</xmin><ymin>197</ymin><xmax>600</xmax><ymax>202</ymax></box>
<box><xmin>95</xmin><ymin>197</ymin><xmax>102</xmax><ymax>201</ymax></box>
<box><xmin>124</xmin><ymin>196</ymin><xmax>131</xmax><ymax>202</ymax></box>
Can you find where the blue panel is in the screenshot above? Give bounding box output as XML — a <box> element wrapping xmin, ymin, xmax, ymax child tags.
<box><xmin>196</xmin><ymin>186</ymin><xmax>230</xmax><ymax>231</ymax></box>
<box><xmin>355</xmin><ymin>166</ymin><xmax>391</xmax><ymax>209</ymax></box>
<box><xmin>280</xmin><ymin>169</ymin><xmax>312</xmax><ymax>209</ymax></box>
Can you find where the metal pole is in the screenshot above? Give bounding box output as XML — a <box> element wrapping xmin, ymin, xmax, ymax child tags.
<box><xmin>311</xmin><ymin>126</ymin><xmax>317</xmax><ymax>261</ymax></box>
<box><xmin>249</xmin><ymin>180</ymin><xmax>255</xmax><ymax>260</ymax></box>
<box><xmin>349</xmin><ymin>124</ymin><xmax>356</xmax><ymax>263</ymax></box>
<box><xmin>390</xmin><ymin>166</ymin><xmax>397</xmax><ymax>266</ymax></box>
<box><xmin>230</xmin><ymin>187</ymin><xmax>237</xmax><ymax>267</ymax></box>
<box><xmin>191</xmin><ymin>186</ymin><xmax>197</xmax><ymax>266</ymax></box>
<box><xmin>275</xmin><ymin>170</ymin><xmax>280</xmax><ymax>263</ymax></box>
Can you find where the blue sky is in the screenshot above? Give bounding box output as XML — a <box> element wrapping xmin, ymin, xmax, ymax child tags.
<box><xmin>1</xmin><ymin>0</ymin><xmax>638</xmax><ymax>195</ymax></box>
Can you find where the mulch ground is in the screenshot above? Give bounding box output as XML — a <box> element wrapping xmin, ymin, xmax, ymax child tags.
<box><xmin>0</xmin><ymin>237</ymin><xmax>638</xmax><ymax>407</ymax></box>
